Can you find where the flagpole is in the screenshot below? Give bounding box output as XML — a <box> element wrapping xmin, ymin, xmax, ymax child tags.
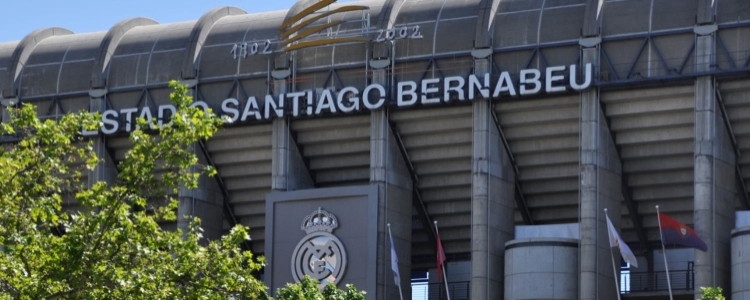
<box><xmin>387</xmin><ymin>224</ymin><xmax>405</xmax><ymax>300</ymax></box>
<box><xmin>434</xmin><ymin>221</ymin><xmax>451</xmax><ymax>300</ymax></box>
<box><xmin>656</xmin><ymin>205</ymin><xmax>674</xmax><ymax>300</ymax></box>
<box><xmin>604</xmin><ymin>209</ymin><xmax>622</xmax><ymax>300</ymax></box>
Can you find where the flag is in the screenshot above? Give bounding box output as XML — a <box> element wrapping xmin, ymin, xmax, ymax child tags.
<box><xmin>658</xmin><ymin>212</ymin><xmax>708</xmax><ymax>252</ymax></box>
<box><xmin>389</xmin><ymin>228</ymin><xmax>401</xmax><ymax>288</ymax></box>
<box><xmin>436</xmin><ymin>228</ymin><xmax>446</xmax><ymax>281</ymax></box>
<box><xmin>606</xmin><ymin>214</ymin><xmax>639</xmax><ymax>268</ymax></box>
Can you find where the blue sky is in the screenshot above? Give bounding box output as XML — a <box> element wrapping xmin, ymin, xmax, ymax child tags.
<box><xmin>0</xmin><ymin>0</ymin><xmax>355</xmax><ymax>42</ymax></box>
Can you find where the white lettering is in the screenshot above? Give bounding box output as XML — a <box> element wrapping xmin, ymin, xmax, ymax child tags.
<box><xmin>306</xmin><ymin>91</ymin><xmax>314</xmax><ymax>116</ymax></box>
<box><xmin>337</xmin><ymin>87</ymin><xmax>360</xmax><ymax>113</ymax></box>
<box><xmin>421</xmin><ymin>78</ymin><xmax>441</xmax><ymax>104</ymax></box>
<box><xmin>101</xmin><ymin>110</ymin><xmax>119</xmax><ymax>135</ymax></box>
<box><xmin>468</xmin><ymin>74</ymin><xmax>490</xmax><ymax>100</ymax></box>
<box><xmin>397</xmin><ymin>81</ymin><xmax>418</xmax><ymax>107</ymax></box>
<box><xmin>493</xmin><ymin>71</ymin><xmax>517</xmax><ymax>98</ymax></box>
<box><xmin>315</xmin><ymin>89</ymin><xmax>336</xmax><ymax>115</ymax></box>
<box><xmin>139</xmin><ymin>106</ymin><xmax>156</xmax><ymax>130</ymax></box>
<box><xmin>363</xmin><ymin>84</ymin><xmax>386</xmax><ymax>110</ymax></box>
<box><xmin>520</xmin><ymin>69</ymin><xmax>542</xmax><ymax>95</ymax></box>
<box><xmin>158</xmin><ymin>104</ymin><xmax>176</xmax><ymax>128</ymax></box>
<box><xmin>545</xmin><ymin>65</ymin><xmax>567</xmax><ymax>93</ymax></box>
<box><xmin>444</xmin><ymin>76</ymin><xmax>465</xmax><ymax>101</ymax></box>
<box><xmin>190</xmin><ymin>101</ymin><xmax>210</xmax><ymax>114</ymax></box>
<box><xmin>121</xmin><ymin>108</ymin><xmax>138</xmax><ymax>132</ymax></box>
<box><xmin>241</xmin><ymin>97</ymin><xmax>261</xmax><ymax>121</ymax></box>
<box><xmin>287</xmin><ymin>92</ymin><xmax>306</xmax><ymax>117</ymax></box>
<box><xmin>264</xmin><ymin>95</ymin><xmax>284</xmax><ymax>119</ymax></box>
<box><xmin>221</xmin><ymin>98</ymin><xmax>240</xmax><ymax>123</ymax></box>
<box><xmin>570</xmin><ymin>63</ymin><xmax>593</xmax><ymax>91</ymax></box>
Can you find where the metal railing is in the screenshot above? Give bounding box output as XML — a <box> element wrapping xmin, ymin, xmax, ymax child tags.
<box><xmin>623</xmin><ymin>268</ymin><xmax>694</xmax><ymax>293</ymax></box>
<box><xmin>428</xmin><ymin>281</ymin><xmax>470</xmax><ymax>300</ymax></box>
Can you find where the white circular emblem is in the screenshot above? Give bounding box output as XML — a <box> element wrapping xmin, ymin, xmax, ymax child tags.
<box><xmin>680</xmin><ymin>227</ymin><xmax>687</xmax><ymax>237</ymax></box>
<box><xmin>291</xmin><ymin>208</ymin><xmax>347</xmax><ymax>288</ymax></box>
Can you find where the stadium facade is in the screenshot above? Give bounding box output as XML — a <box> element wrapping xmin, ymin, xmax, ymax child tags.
<box><xmin>2</xmin><ymin>0</ymin><xmax>750</xmax><ymax>299</ymax></box>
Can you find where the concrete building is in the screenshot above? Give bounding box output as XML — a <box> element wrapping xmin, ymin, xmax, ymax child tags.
<box><xmin>1</xmin><ymin>0</ymin><xmax>750</xmax><ymax>299</ymax></box>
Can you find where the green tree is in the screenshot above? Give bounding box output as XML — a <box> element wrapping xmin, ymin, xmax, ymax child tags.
<box><xmin>698</xmin><ymin>286</ymin><xmax>725</xmax><ymax>300</ymax></box>
<box><xmin>0</xmin><ymin>80</ymin><xmax>367</xmax><ymax>300</ymax></box>
<box><xmin>0</xmin><ymin>81</ymin><xmax>268</xmax><ymax>299</ymax></box>
<box><xmin>275</xmin><ymin>276</ymin><xmax>366</xmax><ymax>300</ymax></box>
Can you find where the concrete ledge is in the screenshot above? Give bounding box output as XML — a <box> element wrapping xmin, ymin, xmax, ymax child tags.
<box><xmin>731</xmin><ymin>227</ymin><xmax>750</xmax><ymax>238</ymax></box>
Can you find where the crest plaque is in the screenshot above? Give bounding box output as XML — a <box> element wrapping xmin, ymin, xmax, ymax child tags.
<box><xmin>291</xmin><ymin>208</ymin><xmax>347</xmax><ymax>288</ymax></box>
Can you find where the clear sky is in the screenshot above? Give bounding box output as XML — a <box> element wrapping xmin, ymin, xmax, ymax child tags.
<box><xmin>0</xmin><ymin>0</ymin><xmax>347</xmax><ymax>42</ymax></box>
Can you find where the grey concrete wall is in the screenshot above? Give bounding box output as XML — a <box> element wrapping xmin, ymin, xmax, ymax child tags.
<box><xmin>371</xmin><ymin>64</ymin><xmax>413</xmax><ymax>299</ymax></box>
<box><xmin>505</xmin><ymin>238</ymin><xmax>579</xmax><ymax>300</ymax></box>
<box><xmin>579</xmin><ymin>47</ymin><xmax>623</xmax><ymax>300</ymax></box>
<box><xmin>731</xmin><ymin>227</ymin><xmax>750</xmax><ymax>299</ymax></box>
<box><xmin>471</xmin><ymin>56</ymin><xmax>515</xmax><ymax>298</ymax></box>
<box><xmin>694</xmin><ymin>32</ymin><xmax>736</xmax><ymax>297</ymax></box>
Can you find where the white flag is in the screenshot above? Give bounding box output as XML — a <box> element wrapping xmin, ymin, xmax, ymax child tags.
<box><xmin>606</xmin><ymin>214</ymin><xmax>638</xmax><ymax>268</ymax></box>
<box><xmin>389</xmin><ymin>228</ymin><xmax>401</xmax><ymax>287</ymax></box>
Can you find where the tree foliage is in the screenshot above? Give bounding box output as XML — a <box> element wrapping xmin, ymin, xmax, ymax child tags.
<box><xmin>0</xmin><ymin>81</ymin><xmax>367</xmax><ymax>300</ymax></box>
<box><xmin>275</xmin><ymin>276</ymin><xmax>365</xmax><ymax>300</ymax></box>
<box><xmin>0</xmin><ymin>81</ymin><xmax>270</xmax><ymax>299</ymax></box>
<box><xmin>698</xmin><ymin>286</ymin><xmax>725</xmax><ymax>300</ymax></box>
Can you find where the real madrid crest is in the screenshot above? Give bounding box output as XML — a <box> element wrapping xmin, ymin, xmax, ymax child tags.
<box><xmin>291</xmin><ymin>208</ymin><xmax>347</xmax><ymax>288</ymax></box>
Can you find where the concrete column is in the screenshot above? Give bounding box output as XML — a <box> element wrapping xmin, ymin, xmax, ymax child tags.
<box><xmin>177</xmin><ymin>146</ymin><xmax>224</xmax><ymax>241</ymax></box>
<box><xmin>87</xmin><ymin>92</ymin><xmax>118</xmax><ymax>186</ymax></box>
<box><xmin>579</xmin><ymin>47</ymin><xmax>623</xmax><ymax>300</ymax></box>
<box><xmin>694</xmin><ymin>31</ymin><xmax>735</xmax><ymax>297</ymax></box>
<box><xmin>731</xmin><ymin>226</ymin><xmax>750</xmax><ymax>298</ymax></box>
<box><xmin>370</xmin><ymin>65</ymin><xmax>413</xmax><ymax>300</ymax></box>
<box><xmin>471</xmin><ymin>57</ymin><xmax>515</xmax><ymax>300</ymax></box>
<box><xmin>271</xmin><ymin>76</ymin><xmax>314</xmax><ymax>192</ymax></box>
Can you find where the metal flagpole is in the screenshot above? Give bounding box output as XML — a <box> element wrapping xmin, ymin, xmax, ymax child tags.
<box><xmin>604</xmin><ymin>209</ymin><xmax>622</xmax><ymax>300</ymax></box>
<box><xmin>434</xmin><ymin>221</ymin><xmax>451</xmax><ymax>300</ymax></box>
<box><xmin>656</xmin><ymin>205</ymin><xmax>674</xmax><ymax>300</ymax></box>
<box><xmin>387</xmin><ymin>224</ymin><xmax>405</xmax><ymax>300</ymax></box>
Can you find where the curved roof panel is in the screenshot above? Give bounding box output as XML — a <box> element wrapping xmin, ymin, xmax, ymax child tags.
<box><xmin>492</xmin><ymin>0</ymin><xmax>585</xmax><ymax>49</ymax></box>
<box><xmin>19</xmin><ymin>32</ymin><xmax>105</xmax><ymax>97</ymax></box>
<box><xmin>198</xmin><ymin>10</ymin><xmax>288</xmax><ymax>79</ymax></box>
<box><xmin>107</xmin><ymin>21</ymin><xmax>195</xmax><ymax>88</ymax></box>
<box><xmin>0</xmin><ymin>42</ymin><xmax>19</xmax><ymax>98</ymax></box>
<box><xmin>717</xmin><ymin>0</ymin><xmax>750</xmax><ymax>24</ymax></box>
<box><xmin>391</xmin><ymin>0</ymin><xmax>484</xmax><ymax>59</ymax></box>
<box><xmin>602</xmin><ymin>0</ymin><xmax>696</xmax><ymax>37</ymax></box>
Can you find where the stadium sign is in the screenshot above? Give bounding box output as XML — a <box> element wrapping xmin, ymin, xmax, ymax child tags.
<box><xmin>97</xmin><ymin>63</ymin><xmax>593</xmax><ymax>134</ymax></box>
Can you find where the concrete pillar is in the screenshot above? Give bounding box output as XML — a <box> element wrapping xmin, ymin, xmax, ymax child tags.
<box><xmin>87</xmin><ymin>92</ymin><xmax>118</xmax><ymax>187</ymax></box>
<box><xmin>370</xmin><ymin>65</ymin><xmax>413</xmax><ymax>300</ymax></box>
<box><xmin>731</xmin><ymin>226</ymin><xmax>750</xmax><ymax>298</ymax></box>
<box><xmin>505</xmin><ymin>238</ymin><xmax>579</xmax><ymax>299</ymax></box>
<box><xmin>578</xmin><ymin>47</ymin><xmax>623</xmax><ymax>300</ymax></box>
<box><xmin>271</xmin><ymin>77</ymin><xmax>314</xmax><ymax>191</ymax></box>
<box><xmin>471</xmin><ymin>57</ymin><xmax>515</xmax><ymax>300</ymax></box>
<box><xmin>177</xmin><ymin>146</ymin><xmax>224</xmax><ymax>241</ymax></box>
<box><xmin>693</xmin><ymin>30</ymin><xmax>735</xmax><ymax>297</ymax></box>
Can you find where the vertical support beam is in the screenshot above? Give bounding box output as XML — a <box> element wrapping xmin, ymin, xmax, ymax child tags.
<box><xmin>177</xmin><ymin>81</ymin><xmax>224</xmax><ymax>242</ymax></box>
<box><xmin>471</xmin><ymin>57</ymin><xmax>515</xmax><ymax>300</ymax></box>
<box><xmin>271</xmin><ymin>76</ymin><xmax>314</xmax><ymax>192</ymax></box>
<box><xmin>272</xmin><ymin>117</ymin><xmax>315</xmax><ymax>191</ymax></box>
<box><xmin>370</xmin><ymin>62</ymin><xmax>413</xmax><ymax>300</ymax></box>
<box><xmin>579</xmin><ymin>46</ymin><xmax>623</xmax><ymax>300</ymax></box>
<box><xmin>177</xmin><ymin>145</ymin><xmax>225</xmax><ymax>242</ymax></box>
<box><xmin>694</xmin><ymin>26</ymin><xmax>735</xmax><ymax>297</ymax></box>
<box><xmin>87</xmin><ymin>90</ymin><xmax>118</xmax><ymax>187</ymax></box>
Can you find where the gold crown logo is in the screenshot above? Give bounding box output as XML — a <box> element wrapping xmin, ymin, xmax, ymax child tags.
<box><xmin>301</xmin><ymin>207</ymin><xmax>339</xmax><ymax>234</ymax></box>
<box><xmin>278</xmin><ymin>0</ymin><xmax>370</xmax><ymax>52</ymax></box>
